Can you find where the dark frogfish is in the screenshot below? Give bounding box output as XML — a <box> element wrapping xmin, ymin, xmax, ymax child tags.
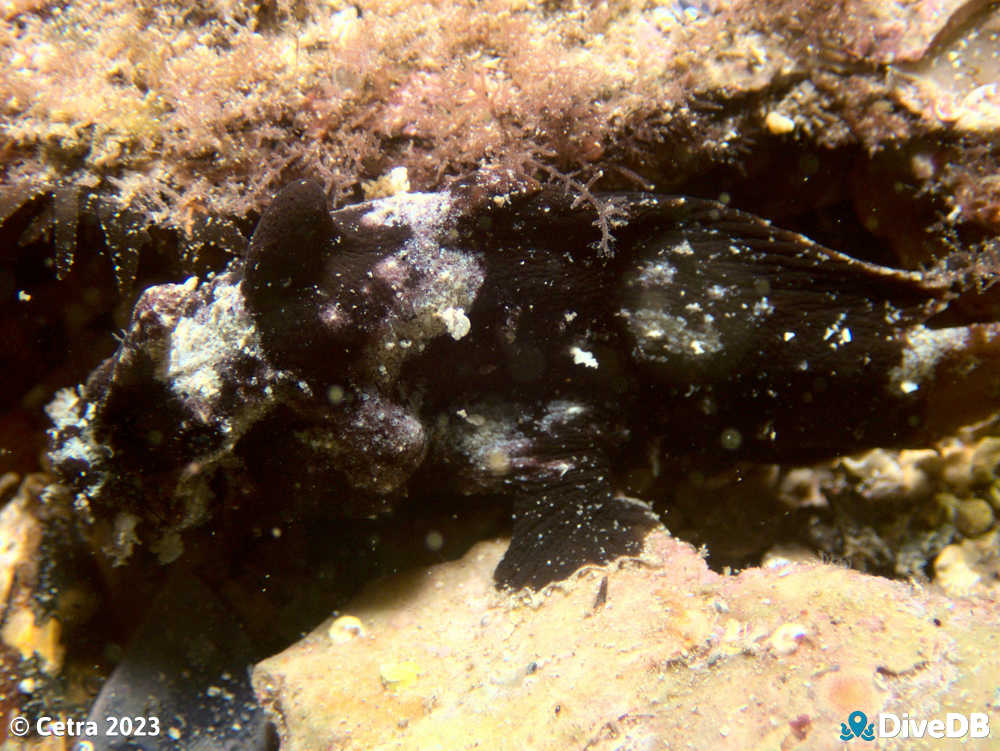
<box><xmin>47</xmin><ymin>176</ymin><xmax>1000</xmax><ymax>588</ymax></box>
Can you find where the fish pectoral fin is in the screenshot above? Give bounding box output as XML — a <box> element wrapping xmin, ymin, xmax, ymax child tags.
<box><xmin>494</xmin><ymin>461</ymin><xmax>660</xmax><ymax>591</ymax></box>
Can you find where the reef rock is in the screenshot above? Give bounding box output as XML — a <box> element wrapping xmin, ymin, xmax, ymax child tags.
<box><xmin>253</xmin><ymin>526</ymin><xmax>1000</xmax><ymax>751</ymax></box>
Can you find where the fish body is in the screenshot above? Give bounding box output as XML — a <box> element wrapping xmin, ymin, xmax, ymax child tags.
<box><xmin>47</xmin><ymin>178</ymin><xmax>1000</xmax><ymax>587</ymax></box>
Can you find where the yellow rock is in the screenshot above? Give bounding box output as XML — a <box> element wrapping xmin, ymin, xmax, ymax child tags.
<box><xmin>254</xmin><ymin>528</ymin><xmax>1000</xmax><ymax>751</ymax></box>
<box><xmin>1</xmin><ymin>606</ymin><xmax>64</xmax><ymax>675</ymax></box>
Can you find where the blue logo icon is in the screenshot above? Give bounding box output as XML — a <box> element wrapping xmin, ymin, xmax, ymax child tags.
<box><xmin>840</xmin><ymin>710</ymin><xmax>875</xmax><ymax>741</ymax></box>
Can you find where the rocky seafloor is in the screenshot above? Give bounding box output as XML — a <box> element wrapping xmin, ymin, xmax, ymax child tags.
<box><xmin>255</xmin><ymin>529</ymin><xmax>1000</xmax><ymax>751</ymax></box>
<box><xmin>2</xmin><ymin>0</ymin><xmax>1000</xmax><ymax>749</ymax></box>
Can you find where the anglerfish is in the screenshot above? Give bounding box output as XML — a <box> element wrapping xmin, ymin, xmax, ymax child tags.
<box><xmin>47</xmin><ymin>176</ymin><xmax>1000</xmax><ymax>588</ymax></box>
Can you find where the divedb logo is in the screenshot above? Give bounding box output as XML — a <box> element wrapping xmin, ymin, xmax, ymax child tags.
<box><xmin>839</xmin><ymin>710</ymin><xmax>991</xmax><ymax>741</ymax></box>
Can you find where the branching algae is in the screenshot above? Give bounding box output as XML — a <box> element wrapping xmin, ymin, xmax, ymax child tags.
<box><xmin>47</xmin><ymin>177</ymin><xmax>1000</xmax><ymax>589</ymax></box>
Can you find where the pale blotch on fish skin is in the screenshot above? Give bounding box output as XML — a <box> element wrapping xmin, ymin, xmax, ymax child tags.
<box><xmin>670</xmin><ymin>239</ymin><xmax>696</xmax><ymax>256</ymax></box>
<box><xmin>620</xmin><ymin>255</ymin><xmax>728</xmax><ymax>360</ymax></box>
<box><xmin>437</xmin><ymin>307</ymin><xmax>472</xmax><ymax>340</ymax></box>
<box><xmin>888</xmin><ymin>325</ymin><xmax>970</xmax><ymax>396</ymax></box>
<box><xmin>752</xmin><ymin>297</ymin><xmax>775</xmax><ymax>317</ymax></box>
<box><xmin>361</xmin><ymin>194</ymin><xmax>485</xmax><ymax>386</ymax></box>
<box><xmin>620</xmin><ymin>307</ymin><xmax>724</xmax><ymax>360</ymax></box>
<box><xmin>166</xmin><ymin>275</ymin><xmax>266</xmax><ymax>425</ymax></box>
<box><xmin>44</xmin><ymin>386</ymin><xmax>106</xmax><ymax>511</ymax></box>
<box><xmin>635</xmin><ymin>258</ymin><xmax>677</xmax><ymax>285</ymax></box>
<box><xmin>570</xmin><ymin>346</ymin><xmax>599</xmax><ymax>368</ymax></box>
<box><xmin>821</xmin><ymin>312</ymin><xmax>853</xmax><ymax>351</ymax></box>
